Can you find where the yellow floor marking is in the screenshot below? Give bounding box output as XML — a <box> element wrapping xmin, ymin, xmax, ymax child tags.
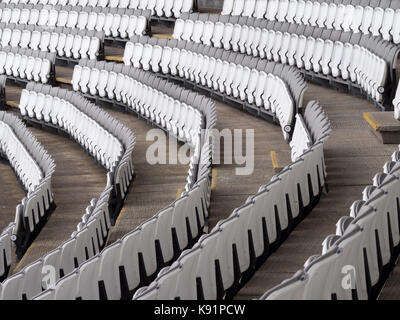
<box><xmin>211</xmin><ymin>168</ymin><xmax>217</xmax><ymax>190</ymax></box>
<box><xmin>113</xmin><ymin>207</ymin><xmax>127</xmax><ymax>230</ymax></box>
<box><xmin>13</xmin><ymin>242</ymin><xmax>36</xmax><ymax>273</ymax></box>
<box><xmin>6</xmin><ymin>101</ymin><xmax>19</xmax><ymax>109</ymax></box>
<box><xmin>55</xmin><ymin>77</ymin><xmax>72</xmax><ymax>84</ymax></box>
<box><xmin>153</xmin><ymin>34</ymin><xmax>173</xmax><ymax>40</ymax></box>
<box><xmin>363</xmin><ymin>112</ymin><xmax>381</xmax><ymax>131</ymax></box>
<box><xmin>270</xmin><ymin>151</ymin><xmax>280</xmax><ymax>169</ymax></box>
<box><xmin>176</xmin><ymin>188</ymin><xmax>183</xmax><ymax>199</ymax></box>
<box><xmin>105</xmin><ymin>56</ymin><xmax>123</xmax><ymax>62</ymax></box>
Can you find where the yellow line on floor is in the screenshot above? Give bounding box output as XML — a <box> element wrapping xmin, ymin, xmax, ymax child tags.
<box><xmin>153</xmin><ymin>34</ymin><xmax>173</xmax><ymax>39</ymax></box>
<box><xmin>176</xmin><ymin>188</ymin><xmax>183</xmax><ymax>199</ymax></box>
<box><xmin>105</xmin><ymin>56</ymin><xmax>123</xmax><ymax>62</ymax></box>
<box><xmin>6</xmin><ymin>101</ymin><xmax>19</xmax><ymax>109</ymax></box>
<box><xmin>270</xmin><ymin>151</ymin><xmax>280</xmax><ymax>169</ymax></box>
<box><xmin>211</xmin><ymin>168</ymin><xmax>217</xmax><ymax>190</ymax></box>
<box><xmin>55</xmin><ymin>77</ymin><xmax>71</xmax><ymax>84</ymax></box>
<box><xmin>13</xmin><ymin>242</ymin><xmax>36</xmax><ymax>273</ymax></box>
<box><xmin>363</xmin><ymin>112</ymin><xmax>381</xmax><ymax>131</ymax></box>
<box><xmin>113</xmin><ymin>207</ymin><xmax>127</xmax><ymax>230</ymax></box>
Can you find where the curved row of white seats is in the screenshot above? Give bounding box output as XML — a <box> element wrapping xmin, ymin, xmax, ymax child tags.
<box><xmin>394</xmin><ymin>81</ymin><xmax>400</xmax><ymax>120</ymax></box>
<box><xmin>173</xmin><ymin>19</ymin><xmax>388</xmax><ymax>103</ymax></box>
<box><xmin>0</xmin><ymin>86</ymin><xmax>136</xmax><ymax>299</ymax></box>
<box><xmin>72</xmin><ymin>65</ymin><xmax>203</xmax><ymax>146</ymax></box>
<box><xmin>0</xmin><ymin>121</ymin><xmax>43</xmax><ymax>192</ymax></box>
<box><xmin>123</xmin><ymin>39</ymin><xmax>295</xmax><ymax>140</ymax></box>
<box><xmin>6</xmin><ymin>83</ymin><xmax>216</xmax><ymax>300</ymax></box>
<box><xmin>72</xmin><ymin>59</ymin><xmax>216</xmax><ymax>193</ymax></box>
<box><xmin>0</xmin><ymin>111</ymin><xmax>55</xmax><ymax>265</ymax></box>
<box><xmin>20</xmin><ymin>89</ymin><xmax>123</xmax><ymax>172</ymax></box>
<box><xmin>262</xmin><ymin>149</ymin><xmax>400</xmax><ymax>300</ymax></box>
<box><xmin>1</xmin><ymin>0</ymin><xmax>194</xmax><ymax>18</ymax></box>
<box><xmin>0</xmin><ymin>25</ymin><xmax>102</xmax><ymax>60</ymax></box>
<box><xmin>0</xmin><ymin>224</ymin><xmax>15</xmax><ymax>282</ymax></box>
<box><xmin>132</xmin><ymin>101</ymin><xmax>331</xmax><ymax>300</ymax></box>
<box><xmin>0</xmin><ymin>177</ymin><xmax>115</xmax><ymax>300</ymax></box>
<box><xmin>0</xmin><ymin>49</ymin><xmax>53</xmax><ymax>83</ymax></box>
<box><xmin>221</xmin><ymin>0</ymin><xmax>400</xmax><ymax>43</ymax></box>
<box><xmin>0</xmin><ymin>4</ymin><xmax>149</xmax><ymax>39</ymax></box>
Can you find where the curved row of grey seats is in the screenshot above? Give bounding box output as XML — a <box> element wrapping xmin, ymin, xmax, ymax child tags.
<box><xmin>1</xmin><ymin>0</ymin><xmax>194</xmax><ymax>19</ymax></box>
<box><xmin>261</xmin><ymin>148</ymin><xmax>400</xmax><ymax>300</ymax></box>
<box><xmin>0</xmin><ymin>23</ymin><xmax>104</xmax><ymax>61</ymax></box>
<box><xmin>221</xmin><ymin>0</ymin><xmax>400</xmax><ymax>43</ymax></box>
<box><xmin>20</xmin><ymin>82</ymin><xmax>135</xmax><ymax>206</ymax></box>
<box><xmin>0</xmin><ymin>3</ymin><xmax>150</xmax><ymax>40</ymax></box>
<box><xmin>0</xmin><ymin>111</ymin><xmax>56</xmax><ymax>272</ymax></box>
<box><xmin>132</xmin><ymin>101</ymin><xmax>331</xmax><ymax>300</ymax></box>
<box><xmin>124</xmin><ymin>35</ymin><xmax>307</xmax><ymax>141</ymax></box>
<box><xmin>173</xmin><ymin>15</ymin><xmax>399</xmax><ymax>109</ymax></box>
<box><xmin>0</xmin><ymin>46</ymin><xmax>55</xmax><ymax>84</ymax></box>
<box><xmin>29</xmin><ymin>62</ymin><xmax>216</xmax><ymax>300</ymax></box>
<box><xmin>0</xmin><ymin>83</ymin><xmax>136</xmax><ymax>300</ymax></box>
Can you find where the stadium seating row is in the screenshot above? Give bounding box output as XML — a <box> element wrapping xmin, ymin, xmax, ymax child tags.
<box><xmin>27</xmin><ymin>63</ymin><xmax>216</xmax><ymax>300</ymax></box>
<box><xmin>124</xmin><ymin>36</ymin><xmax>307</xmax><ymax>140</ymax></box>
<box><xmin>132</xmin><ymin>101</ymin><xmax>331</xmax><ymax>300</ymax></box>
<box><xmin>0</xmin><ymin>3</ymin><xmax>150</xmax><ymax>40</ymax></box>
<box><xmin>262</xmin><ymin>149</ymin><xmax>400</xmax><ymax>300</ymax></box>
<box><xmin>0</xmin><ymin>24</ymin><xmax>103</xmax><ymax>61</ymax></box>
<box><xmin>1</xmin><ymin>0</ymin><xmax>194</xmax><ymax>19</ymax></box>
<box><xmin>0</xmin><ymin>47</ymin><xmax>55</xmax><ymax>84</ymax></box>
<box><xmin>221</xmin><ymin>0</ymin><xmax>400</xmax><ymax>43</ymax></box>
<box><xmin>0</xmin><ymin>111</ymin><xmax>56</xmax><ymax>265</ymax></box>
<box><xmin>173</xmin><ymin>15</ymin><xmax>399</xmax><ymax>108</ymax></box>
<box><xmin>0</xmin><ymin>224</ymin><xmax>14</xmax><ymax>283</ymax></box>
<box><xmin>20</xmin><ymin>82</ymin><xmax>135</xmax><ymax>204</ymax></box>
<box><xmin>0</xmin><ymin>84</ymin><xmax>136</xmax><ymax>300</ymax></box>
<box><xmin>72</xmin><ymin>62</ymin><xmax>203</xmax><ymax>146</ymax></box>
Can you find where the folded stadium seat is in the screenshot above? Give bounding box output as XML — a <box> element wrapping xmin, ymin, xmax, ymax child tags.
<box><xmin>301</xmin><ymin>1</ymin><xmax>314</xmax><ymax>25</ymax></box>
<box><xmin>330</xmin><ymin>41</ymin><xmax>344</xmax><ymax>78</ymax></box>
<box><xmin>31</xmin><ymin>57</ymin><xmax>42</xmax><ymax>82</ymax></box>
<box><xmin>150</xmin><ymin>44</ymin><xmax>163</xmax><ymax>73</ymax></box>
<box><xmin>390</xmin><ymin>9</ymin><xmax>400</xmax><ymax>44</ymax></box>
<box><xmin>341</xmin><ymin>5</ymin><xmax>354</xmax><ymax>32</ymax></box>
<box><xmin>338</xmin><ymin>43</ymin><xmax>353</xmax><ymax>80</ymax></box>
<box><xmin>10</xmin><ymin>7</ymin><xmax>20</xmax><ymax>24</ymax></box>
<box><xmin>238</xmin><ymin>25</ymin><xmax>250</xmax><ymax>53</ymax></box>
<box><xmin>293</xmin><ymin>0</ymin><xmax>305</xmax><ymax>25</ymax></box>
<box><xmin>71</xmin><ymin>34</ymin><xmax>83</xmax><ymax>59</ymax></box>
<box><xmin>285</xmin><ymin>0</ymin><xmax>297</xmax><ymax>23</ymax></box>
<box><xmin>230</xmin><ymin>24</ymin><xmax>242</xmax><ymax>52</ymax></box>
<box><xmin>64</xmin><ymin>33</ymin><xmax>75</xmax><ymax>58</ymax></box>
<box><xmin>37</xmin><ymin>8</ymin><xmax>49</xmax><ymax>26</ymax></box>
<box><xmin>308</xmin><ymin>2</ymin><xmax>320</xmax><ymax>26</ymax></box>
<box><xmin>266</xmin><ymin>0</ymin><xmax>280</xmax><ymax>21</ymax></box>
<box><xmin>315</xmin><ymin>2</ymin><xmax>328</xmax><ymax>28</ymax></box>
<box><xmin>360</xmin><ymin>6</ymin><xmax>374</xmax><ymax>34</ymax></box>
<box><xmin>276</xmin><ymin>0</ymin><xmax>289</xmax><ymax>22</ymax></box>
<box><xmin>1</xmin><ymin>27</ymin><xmax>11</xmax><ymax>47</ymax></box>
<box><xmin>10</xmin><ymin>28</ymin><xmax>22</xmax><ymax>47</ymax></box>
<box><xmin>350</xmin><ymin>5</ymin><xmax>363</xmax><ymax>33</ymax></box>
<box><xmin>332</xmin><ymin>4</ymin><xmax>345</xmax><ymax>30</ymax></box>
<box><xmin>110</xmin><ymin>12</ymin><xmax>122</xmax><ymax>37</ymax></box>
<box><xmin>77</xmin><ymin>11</ymin><xmax>89</xmax><ymax>30</ymax></box>
<box><xmin>56</xmin><ymin>10</ymin><xmax>68</xmax><ymax>27</ymax></box>
<box><xmin>1</xmin><ymin>7</ymin><xmax>12</xmax><ymax>24</ymax></box>
<box><xmin>180</xmin><ymin>19</ymin><xmax>194</xmax><ymax>42</ymax></box>
<box><xmin>294</xmin><ymin>35</ymin><xmax>307</xmax><ymax>68</ymax></box>
<box><xmin>56</xmin><ymin>32</ymin><xmax>66</xmax><ymax>57</ymax></box>
<box><xmin>320</xmin><ymin>40</ymin><xmax>334</xmax><ymax>75</ymax></box>
<box><xmin>370</xmin><ymin>7</ymin><xmax>384</xmax><ymax>37</ymax></box>
<box><xmin>309</xmin><ymin>38</ymin><xmax>324</xmax><ymax>73</ymax></box>
<box><xmin>231</xmin><ymin>0</ymin><xmax>244</xmax><ymax>16</ymax></box>
<box><xmin>118</xmin><ymin>13</ymin><xmax>130</xmax><ymax>38</ymax></box>
<box><xmin>192</xmin><ymin>20</ymin><xmax>204</xmax><ymax>44</ymax></box>
<box><xmin>65</xmin><ymin>11</ymin><xmax>78</xmax><ymax>29</ymax></box>
<box><xmin>211</xmin><ymin>21</ymin><xmax>225</xmax><ymax>49</ymax></box>
<box><xmin>221</xmin><ymin>0</ymin><xmax>233</xmax><ymax>15</ymax></box>
<box><xmin>38</xmin><ymin>31</ymin><xmax>50</xmax><ymax>52</ymax></box>
<box><xmin>4</xmin><ymin>52</ymin><xmax>14</xmax><ymax>76</ymax></box>
<box><xmin>18</xmin><ymin>53</ymin><xmax>28</xmax><ymax>78</ymax></box>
